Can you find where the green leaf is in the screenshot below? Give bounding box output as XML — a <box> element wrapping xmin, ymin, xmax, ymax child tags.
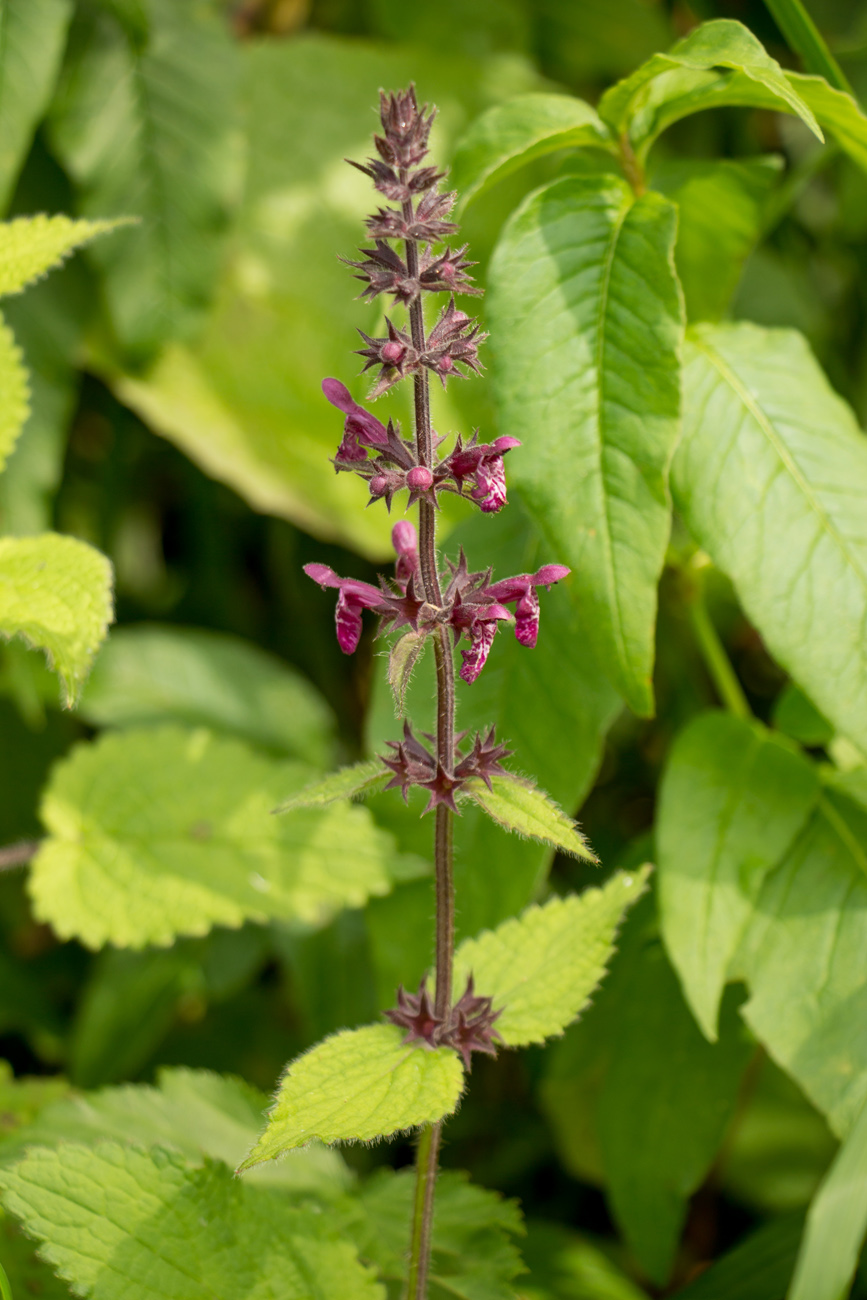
<box><xmin>520</xmin><ymin>1220</ymin><xmax>647</xmax><ymax>1300</ymax></box>
<box><xmin>788</xmin><ymin>74</ymin><xmax>867</xmax><ymax>172</ymax></box>
<box><xmin>657</xmin><ymin>712</ymin><xmax>819</xmax><ymax>1041</ymax></box>
<box><xmin>0</xmin><ymin>533</ymin><xmax>113</xmax><ymax>707</ymax></box>
<box><xmin>598</xmin><ymin>19</ymin><xmax>822</xmax><ymax>143</ymax></box>
<box><xmin>0</xmin><ymin>310</ymin><xmax>28</xmax><ymax>474</ymax></box>
<box><xmin>275</xmin><ymin>758</ymin><xmax>389</xmax><ymax>813</ymax></box>
<box><xmin>0</xmin><ymin>215</ymin><xmax>125</xmax><ymax>300</ymax></box>
<box><xmin>763</xmin><ymin>0</ymin><xmax>851</xmax><ymax>92</ymax></box>
<box><xmin>349</xmin><ymin>1168</ymin><xmax>525</xmax><ymax>1300</ymax></box>
<box><xmin>238</xmin><ymin>1023</ymin><xmax>464</xmax><ymax>1169</ymax></box>
<box><xmin>773</xmin><ymin>682</ymin><xmax>834</xmax><ymax>748</ymax></box>
<box><xmin>0</xmin><ymin>1213</ymin><xmax>69</xmax><ymax>1300</ymax></box>
<box><xmin>488</xmin><ymin>174</ymin><xmax>683</xmax><ymax>715</ymax></box>
<box><xmin>47</xmin><ymin>0</ymin><xmax>240</xmax><ymax>358</ymax></box>
<box><xmin>0</xmin><ymin>1143</ymin><xmax>382</xmax><ymax>1300</ymax></box>
<box><xmin>0</xmin><ymin>0</ymin><xmax>73</xmax><ymax>212</ymax></box>
<box><xmin>387</xmin><ymin>631</ymin><xmax>426</xmax><ymax>718</ymax></box>
<box><xmin>737</xmin><ymin>789</ymin><xmax>867</xmax><ymax>1135</ymax></box>
<box><xmin>30</xmin><ymin>725</ymin><xmax>399</xmax><ymax>948</ymax></box>
<box><xmin>651</xmin><ymin>156</ymin><xmax>782</xmax><ymax>321</ymax></box>
<box><xmin>78</xmin><ymin>623</ymin><xmax>336</xmax><ymax>766</ymax></box>
<box><xmin>451</xmin><ymin>92</ymin><xmax>613</xmax><ymax>210</ymax></box>
<box><xmin>673</xmin><ymin>322</ymin><xmax>867</xmax><ymax>755</ymax></box>
<box><xmin>461</xmin><ymin>774</ymin><xmax>596</xmax><ymax>862</ymax></box>
<box><xmin>452</xmin><ymin>868</ymin><xmax>649</xmax><ymax>1047</ymax></box>
<box><xmin>674</xmin><ymin>1210</ymin><xmax>805</xmax><ymax>1299</ymax></box>
<box><xmin>788</xmin><ymin>1099</ymin><xmax>867</xmax><ymax>1300</ymax></box>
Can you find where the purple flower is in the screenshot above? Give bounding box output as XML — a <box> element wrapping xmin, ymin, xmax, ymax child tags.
<box><xmin>303</xmin><ymin>562</ymin><xmax>386</xmax><ymax>654</ymax></box>
<box><xmin>392</xmin><ymin>520</ymin><xmax>419</xmax><ymax>584</ymax></box>
<box><xmin>322</xmin><ymin>378</ymin><xmax>388</xmax><ymax>462</ymax></box>
<box><xmin>445</xmin><ymin>435</ymin><xmax>521</xmax><ymax>513</ymax></box>
<box><xmin>487</xmin><ymin>565</ymin><xmax>571</xmax><ymax>648</ymax></box>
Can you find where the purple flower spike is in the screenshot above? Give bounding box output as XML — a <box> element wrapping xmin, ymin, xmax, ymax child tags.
<box><xmin>322</xmin><ymin>378</ymin><xmax>389</xmax><ymax>462</ymax></box>
<box><xmin>487</xmin><ymin>564</ymin><xmax>571</xmax><ymax>648</ymax></box>
<box><xmin>392</xmin><ymin>520</ymin><xmax>419</xmax><ymax>584</ymax></box>
<box><xmin>446</xmin><ymin>435</ymin><xmax>521</xmax><ymax>513</ymax></box>
<box><xmin>303</xmin><ymin>562</ymin><xmax>387</xmax><ymax>654</ymax></box>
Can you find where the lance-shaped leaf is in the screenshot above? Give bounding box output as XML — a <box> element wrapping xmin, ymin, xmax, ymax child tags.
<box><xmin>0</xmin><ymin>533</ymin><xmax>113</xmax><ymax>706</ymax></box>
<box><xmin>598</xmin><ymin>19</ymin><xmax>821</xmax><ymax>144</ymax></box>
<box><xmin>0</xmin><ymin>311</ymin><xmax>28</xmax><ymax>473</ymax></box>
<box><xmin>0</xmin><ymin>0</ymin><xmax>73</xmax><ymax>212</ymax></box>
<box><xmin>0</xmin><ymin>215</ymin><xmax>125</xmax><ymax>300</ymax></box>
<box><xmin>451</xmin><ymin>92</ymin><xmax>614</xmax><ymax>211</ymax></box>
<box><xmin>387</xmin><ymin>631</ymin><xmax>426</xmax><ymax>718</ymax></box>
<box><xmin>30</xmin><ymin>726</ymin><xmax>400</xmax><ymax>949</ymax></box>
<box><xmin>47</xmin><ymin>0</ymin><xmax>240</xmax><ymax>357</ymax></box>
<box><xmin>0</xmin><ymin>1144</ymin><xmax>381</xmax><ymax>1300</ymax></box>
<box><xmin>452</xmin><ymin>868</ymin><xmax>649</xmax><ymax>1047</ymax></box>
<box><xmin>737</xmin><ymin>788</ymin><xmax>867</xmax><ymax>1136</ymax></box>
<box><xmin>489</xmin><ymin>174</ymin><xmax>682</xmax><ymax>714</ymax></box>
<box><xmin>788</xmin><ymin>1099</ymin><xmax>867</xmax><ymax>1300</ymax></box>
<box><xmin>657</xmin><ymin>712</ymin><xmax>819</xmax><ymax>1041</ymax></box>
<box><xmin>275</xmin><ymin>759</ymin><xmax>389</xmax><ymax>813</ymax></box>
<box><xmin>460</xmin><ymin>774</ymin><xmax>596</xmax><ymax>862</ymax></box>
<box><xmin>672</xmin><ymin>322</ymin><xmax>867</xmax><ymax>755</ymax></box>
<box><xmin>238</xmin><ymin>1024</ymin><xmax>463</xmax><ymax>1169</ymax></box>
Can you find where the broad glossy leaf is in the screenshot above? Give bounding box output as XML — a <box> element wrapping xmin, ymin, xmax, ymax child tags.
<box><xmin>78</xmin><ymin>623</ymin><xmax>336</xmax><ymax>766</ymax></box>
<box><xmin>737</xmin><ymin>789</ymin><xmax>867</xmax><ymax>1135</ymax></box>
<box><xmin>452</xmin><ymin>868</ymin><xmax>649</xmax><ymax>1047</ymax></box>
<box><xmin>675</xmin><ymin>1211</ymin><xmax>804</xmax><ymax>1300</ymax></box>
<box><xmin>657</xmin><ymin>712</ymin><xmax>819</xmax><ymax>1041</ymax></box>
<box><xmin>47</xmin><ymin>0</ymin><xmax>240</xmax><ymax>358</ymax></box>
<box><xmin>452</xmin><ymin>92</ymin><xmax>613</xmax><ymax>210</ymax></box>
<box><xmin>488</xmin><ymin>174</ymin><xmax>682</xmax><ymax>715</ymax></box>
<box><xmin>0</xmin><ymin>1144</ymin><xmax>381</xmax><ymax>1300</ymax></box>
<box><xmin>788</xmin><ymin>1100</ymin><xmax>867</xmax><ymax>1300</ymax></box>
<box><xmin>461</xmin><ymin>774</ymin><xmax>596</xmax><ymax>861</ymax></box>
<box><xmin>673</xmin><ymin>322</ymin><xmax>867</xmax><ymax>754</ymax></box>
<box><xmin>0</xmin><ymin>215</ymin><xmax>123</xmax><ymax>299</ymax></box>
<box><xmin>238</xmin><ymin>1024</ymin><xmax>463</xmax><ymax>1168</ymax></box>
<box><xmin>110</xmin><ymin>37</ymin><xmax>539</xmax><ymax>558</ymax></box>
<box><xmin>30</xmin><ymin>726</ymin><xmax>400</xmax><ymax>948</ymax></box>
<box><xmin>0</xmin><ymin>0</ymin><xmax>73</xmax><ymax>212</ymax></box>
<box><xmin>651</xmin><ymin>157</ymin><xmax>782</xmax><ymax>321</ymax></box>
<box><xmin>0</xmin><ymin>311</ymin><xmax>28</xmax><ymax>473</ymax></box>
<box><xmin>275</xmin><ymin>759</ymin><xmax>389</xmax><ymax>813</ymax></box>
<box><xmin>350</xmin><ymin>1168</ymin><xmax>525</xmax><ymax>1300</ymax></box>
<box><xmin>599</xmin><ymin>19</ymin><xmax>821</xmax><ymax>143</ymax></box>
<box><xmin>0</xmin><ymin>533</ymin><xmax>112</xmax><ymax>706</ymax></box>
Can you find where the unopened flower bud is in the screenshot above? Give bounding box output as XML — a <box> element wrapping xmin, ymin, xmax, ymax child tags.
<box><xmin>370</xmin><ymin>475</ymin><xmax>390</xmax><ymax>497</ymax></box>
<box><xmin>406</xmin><ymin>466</ymin><xmax>433</xmax><ymax>490</ymax></box>
<box><xmin>382</xmin><ymin>339</ymin><xmax>406</xmax><ymax>364</ymax></box>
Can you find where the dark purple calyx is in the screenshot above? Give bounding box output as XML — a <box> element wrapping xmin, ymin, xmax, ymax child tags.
<box><xmin>384</xmin><ymin>973</ymin><xmax>504</xmax><ymax>1071</ymax></box>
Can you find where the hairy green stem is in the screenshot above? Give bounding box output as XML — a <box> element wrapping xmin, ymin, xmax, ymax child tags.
<box><xmin>689</xmin><ymin>590</ymin><xmax>751</xmax><ymax>720</ymax></box>
<box><xmin>403</xmin><ymin>186</ymin><xmax>456</xmax><ymax>1298</ymax></box>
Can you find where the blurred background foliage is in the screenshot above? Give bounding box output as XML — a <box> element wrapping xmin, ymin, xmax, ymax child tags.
<box><xmin>3</xmin><ymin>0</ymin><xmax>867</xmax><ymax>1292</ymax></box>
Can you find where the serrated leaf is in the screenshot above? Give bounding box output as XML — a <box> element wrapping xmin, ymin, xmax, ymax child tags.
<box><xmin>451</xmin><ymin>92</ymin><xmax>613</xmax><ymax>210</ymax></box>
<box><xmin>0</xmin><ymin>533</ymin><xmax>113</xmax><ymax>707</ymax></box>
<box><xmin>737</xmin><ymin>789</ymin><xmax>867</xmax><ymax>1136</ymax></box>
<box><xmin>30</xmin><ymin>726</ymin><xmax>400</xmax><ymax>949</ymax></box>
<box><xmin>788</xmin><ymin>1100</ymin><xmax>867</xmax><ymax>1300</ymax></box>
<box><xmin>47</xmin><ymin>0</ymin><xmax>240</xmax><ymax>358</ymax></box>
<box><xmin>238</xmin><ymin>1024</ymin><xmax>464</xmax><ymax>1169</ymax></box>
<box><xmin>275</xmin><ymin>758</ymin><xmax>390</xmax><ymax>813</ymax></box>
<box><xmin>599</xmin><ymin>19</ymin><xmax>821</xmax><ymax>144</ymax></box>
<box><xmin>672</xmin><ymin>321</ymin><xmax>867</xmax><ymax>755</ymax></box>
<box><xmin>488</xmin><ymin>174</ymin><xmax>683</xmax><ymax>715</ymax></box>
<box><xmin>0</xmin><ymin>215</ymin><xmax>126</xmax><ymax>300</ymax></box>
<box><xmin>0</xmin><ymin>0</ymin><xmax>73</xmax><ymax>213</ymax></box>
<box><xmin>461</xmin><ymin>774</ymin><xmax>596</xmax><ymax>862</ymax></box>
<box><xmin>0</xmin><ymin>1067</ymin><xmax>351</xmax><ymax>1198</ymax></box>
<box><xmin>452</xmin><ymin>868</ymin><xmax>649</xmax><ymax>1047</ymax></box>
<box><xmin>651</xmin><ymin>156</ymin><xmax>782</xmax><ymax>321</ymax></box>
<box><xmin>0</xmin><ymin>1213</ymin><xmax>70</xmax><ymax>1300</ymax></box>
<box><xmin>387</xmin><ymin>631</ymin><xmax>426</xmax><ymax>718</ymax></box>
<box><xmin>349</xmin><ymin>1168</ymin><xmax>525</xmax><ymax>1300</ymax></box>
<box><xmin>0</xmin><ymin>1143</ymin><xmax>382</xmax><ymax>1300</ymax></box>
<box><xmin>657</xmin><ymin>712</ymin><xmax>819</xmax><ymax>1041</ymax></box>
<box><xmin>78</xmin><ymin>623</ymin><xmax>336</xmax><ymax>765</ymax></box>
<box><xmin>0</xmin><ymin>310</ymin><xmax>29</xmax><ymax>473</ymax></box>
